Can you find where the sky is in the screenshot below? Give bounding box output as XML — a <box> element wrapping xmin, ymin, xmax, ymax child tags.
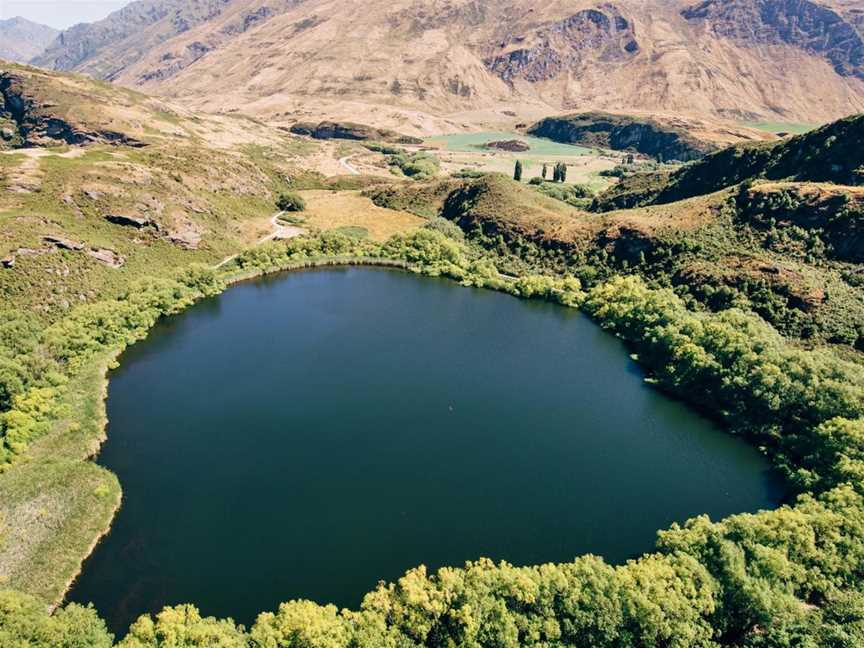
<box><xmin>0</xmin><ymin>0</ymin><xmax>131</xmax><ymax>30</ymax></box>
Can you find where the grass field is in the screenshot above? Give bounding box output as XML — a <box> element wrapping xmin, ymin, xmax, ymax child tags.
<box><xmin>298</xmin><ymin>190</ymin><xmax>425</xmax><ymax>240</ymax></box>
<box><xmin>424</xmin><ymin>132</ymin><xmax>593</xmax><ymax>156</ymax></box>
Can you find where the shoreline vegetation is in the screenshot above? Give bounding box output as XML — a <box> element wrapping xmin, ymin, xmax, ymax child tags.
<box><xmin>1</xmin><ymin>228</ymin><xmax>864</xmax><ymax>646</ymax></box>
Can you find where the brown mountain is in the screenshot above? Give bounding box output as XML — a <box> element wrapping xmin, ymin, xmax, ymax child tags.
<box><xmin>30</xmin><ymin>0</ymin><xmax>864</xmax><ymax>132</ymax></box>
<box><xmin>0</xmin><ymin>17</ymin><xmax>58</xmax><ymax>63</ymax></box>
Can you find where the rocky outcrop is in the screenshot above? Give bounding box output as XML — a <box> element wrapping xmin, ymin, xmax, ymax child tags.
<box><xmin>485</xmin><ymin>139</ymin><xmax>531</xmax><ymax>152</ymax></box>
<box><xmin>43</xmin><ymin>236</ymin><xmax>85</xmax><ymax>252</ymax></box>
<box><xmin>485</xmin><ymin>5</ymin><xmax>639</xmax><ymax>83</ymax></box>
<box><xmin>289</xmin><ymin>121</ymin><xmax>423</xmax><ymax>144</ymax></box>
<box><xmin>682</xmin><ymin>0</ymin><xmax>864</xmax><ymax>79</ymax></box>
<box><xmin>529</xmin><ymin>112</ymin><xmax>715</xmax><ymax>162</ymax></box>
<box><xmin>104</xmin><ymin>214</ymin><xmax>161</xmax><ymax>230</ymax></box>
<box><xmin>0</xmin><ymin>72</ymin><xmax>145</xmax><ymax>148</ymax></box>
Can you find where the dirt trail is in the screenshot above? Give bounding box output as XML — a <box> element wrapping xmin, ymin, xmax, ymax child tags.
<box><xmin>339</xmin><ymin>154</ymin><xmax>360</xmax><ymax>175</ymax></box>
<box><xmin>215</xmin><ymin>212</ymin><xmax>305</xmax><ymax>269</ymax></box>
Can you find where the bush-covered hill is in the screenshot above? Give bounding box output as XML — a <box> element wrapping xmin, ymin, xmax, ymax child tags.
<box><xmin>594</xmin><ymin>114</ymin><xmax>864</xmax><ymax>211</ymax></box>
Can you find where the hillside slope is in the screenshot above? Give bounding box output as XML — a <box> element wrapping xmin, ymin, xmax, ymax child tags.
<box><xmin>594</xmin><ymin>114</ymin><xmax>864</xmax><ymax>210</ymax></box>
<box><xmin>0</xmin><ymin>18</ymin><xmax>58</xmax><ymax>63</ymax></box>
<box><xmin>30</xmin><ymin>0</ymin><xmax>864</xmax><ymax>130</ymax></box>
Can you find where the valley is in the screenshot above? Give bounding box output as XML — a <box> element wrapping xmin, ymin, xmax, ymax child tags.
<box><xmin>1</xmin><ymin>0</ymin><xmax>864</xmax><ymax>645</ymax></box>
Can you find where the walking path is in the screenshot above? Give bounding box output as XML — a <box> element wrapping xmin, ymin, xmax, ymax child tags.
<box><xmin>215</xmin><ymin>211</ymin><xmax>305</xmax><ymax>268</ymax></box>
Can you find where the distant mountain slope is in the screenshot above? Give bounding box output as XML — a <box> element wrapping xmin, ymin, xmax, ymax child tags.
<box><xmin>31</xmin><ymin>0</ymin><xmax>234</xmax><ymax>80</ymax></box>
<box><xmin>30</xmin><ymin>0</ymin><xmax>864</xmax><ymax>128</ymax></box>
<box><xmin>0</xmin><ymin>17</ymin><xmax>58</xmax><ymax>63</ymax></box>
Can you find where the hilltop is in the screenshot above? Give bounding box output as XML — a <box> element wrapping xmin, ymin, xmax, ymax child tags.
<box><xmin>0</xmin><ymin>17</ymin><xmax>58</xmax><ymax>64</ymax></box>
<box><xmin>27</xmin><ymin>0</ymin><xmax>864</xmax><ymax>134</ymax></box>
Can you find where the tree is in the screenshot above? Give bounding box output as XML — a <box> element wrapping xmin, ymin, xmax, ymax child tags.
<box><xmin>276</xmin><ymin>192</ymin><xmax>307</xmax><ymax>212</ymax></box>
<box><xmin>513</xmin><ymin>160</ymin><xmax>523</xmax><ymax>182</ymax></box>
<box><xmin>542</xmin><ymin>163</ymin><xmax>548</xmax><ymax>180</ymax></box>
<box><xmin>559</xmin><ymin>162</ymin><xmax>568</xmax><ymax>183</ymax></box>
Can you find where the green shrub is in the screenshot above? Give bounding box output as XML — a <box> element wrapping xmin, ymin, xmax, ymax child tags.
<box><xmin>276</xmin><ymin>192</ymin><xmax>307</xmax><ymax>212</ymax></box>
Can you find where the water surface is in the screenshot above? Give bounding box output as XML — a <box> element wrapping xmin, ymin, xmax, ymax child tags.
<box><xmin>69</xmin><ymin>268</ymin><xmax>782</xmax><ymax>633</ymax></box>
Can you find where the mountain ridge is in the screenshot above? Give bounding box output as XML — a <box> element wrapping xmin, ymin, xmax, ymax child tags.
<box><xmin>0</xmin><ymin>17</ymin><xmax>59</xmax><ymax>64</ymax></box>
<box><xmin>25</xmin><ymin>0</ymin><xmax>864</xmax><ymax>132</ymax></box>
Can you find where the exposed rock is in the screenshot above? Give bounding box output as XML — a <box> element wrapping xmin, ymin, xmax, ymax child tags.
<box><xmin>87</xmin><ymin>247</ymin><xmax>126</xmax><ymax>268</ymax></box>
<box><xmin>104</xmin><ymin>214</ymin><xmax>160</xmax><ymax>230</ymax></box>
<box><xmin>484</xmin><ymin>139</ymin><xmax>531</xmax><ymax>152</ymax></box>
<box><xmin>485</xmin><ymin>6</ymin><xmax>638</xmax><ymax>83</ymax></box>
<box><xmin>682</xmin><ymin>0</ymin><xmax>864</xmax><ymax>79</ymax></box>
<box><xmin>32</xmin><ymin>0</ymin><xmax>233</xmax><ymax>79</ymax></box>
<box><xmin>0</xmin><ymin>72</ymin><xmax>146</xmax><ymax>149</ymax></box>
<box><xmin>43</xmin><ymin>235</ymin><xmax>84</xmax><ymax>251</ymax></box>
<box><xmin>1</xmin><ymin>255</ymin><xmax>14</xmax><ymax>269</ymax></box>
<box><xmin>166</xmin><ymin>230</ymin><xmax>202</xmax><ymax>250</ymax></box>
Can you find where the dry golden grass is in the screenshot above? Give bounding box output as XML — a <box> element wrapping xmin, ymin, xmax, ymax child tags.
<box><xmin>299</xmin><ymin>190</ymin><xmax>425</xmax><ymax>241</ymax></box>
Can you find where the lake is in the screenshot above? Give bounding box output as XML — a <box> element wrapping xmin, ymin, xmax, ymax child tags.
<box><xmin>68</xmin><ymin>267</ymin><xmax>783</xmax><ymax>634</ymax></box>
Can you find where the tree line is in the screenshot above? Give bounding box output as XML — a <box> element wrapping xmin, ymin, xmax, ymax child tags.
<box><xmin>2</xmin><ymin>229</ymin><xmax>864</xmax><ymax>646</ymax></box>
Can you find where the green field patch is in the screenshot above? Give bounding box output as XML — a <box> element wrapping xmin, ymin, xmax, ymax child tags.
<box><xmin>331</xmin><ymin>225</ymin><xmax>369</xmax><ymax>238</ymax></box>
<box><xmin>424</xmin><ymin>131</ymin><xmax>593</xmax><ymax>156</ymax></box>
<box><xmin>743</xmin><ymin>121</ymin><xmax>819</xmax><ymax>135</ymax></box>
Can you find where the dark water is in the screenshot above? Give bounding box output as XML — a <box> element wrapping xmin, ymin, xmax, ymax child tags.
<box><xmin>68</xmin><ymin>268</ymin><xmax>783</xmax><ymax>633</ymax></box>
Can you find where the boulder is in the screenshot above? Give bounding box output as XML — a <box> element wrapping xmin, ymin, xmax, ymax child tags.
<box><xmin>105</xmin><ymin>214</ymin><xmax>159</xmax><ymax>230</ymax></box>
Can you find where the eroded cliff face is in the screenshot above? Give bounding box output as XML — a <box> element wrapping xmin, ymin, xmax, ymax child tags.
<box><xmin>527</xmin><ymin>112</ymin><xmax>716</xmax><ymax>162</ymax></box>
<box><xmin>484</xmin><ymin>5</ymin><xmax>639</xmax><ymax>84</ymax></box>
<box><xmin>0</xmin><ymin>72</ymin><xmax>144</xmax><ymax>149</ymax></box>
<box><xmin>682</xmin><ymin>0</ymin><xmax>864</xmax><ymax>79</ymax></box>
<box><xmin>31</xmin><ymin>0</ymin><xmax>234</xmax><ymax>79</ymax></box>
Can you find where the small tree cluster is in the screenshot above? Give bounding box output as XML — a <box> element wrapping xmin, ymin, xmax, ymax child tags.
<box><xmin>552</xmin><ymin>162</ymin><xmax>568</xmax><ymax>183</ymax></box>
<box><xmin>276</xmin><ymin>192</ymin><xmax>307</xmax><ymax>212</ymax></box>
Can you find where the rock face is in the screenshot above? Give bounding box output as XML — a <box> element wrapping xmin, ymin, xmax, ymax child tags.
<box><xmin>104</xmin><ymin>214</ymin><xmax>160</xmax><ymax>230</ymax></box>
<box><xmin>0</xmin><ymin>18</ymin><xmax>58</xmax><ymax>63</ymax></box>
<box><xmin>31</xmin><ymin>0</ymin><xmax>235</xmax><ymax>80</ymax></box>
<box><xmin>28</xmin><ymin>0</ymin><xmax>864</xmax><ymax>126</ymax></box>
<box><xmin>485</xmin><ymin>5</ymin><xmax>639</xmax><ymax>84</ymax></box>
<box><xmin>0</xmin><ymin>72</ymin><xmax>146</xmax><ymax>149</ymax></box>
<box><xmin>528</xmin><ymin>112</ymin><xmax>716</xmax><ymax>161</ymax></box>
<box><xmin>682</xmin><ymin>0</ymin><xmax>864</xmax><ymax>79</ymax></box>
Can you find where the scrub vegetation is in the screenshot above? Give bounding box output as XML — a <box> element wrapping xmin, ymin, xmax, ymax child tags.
<box><xmin>2</xmin><ymin>64</ymin><xmax>864</xmax><ymax>647</ymax></box>
<box><xmin>2</xmin><ymin>225</ymin><xmax>864</xmax><ymax>647</ymax></box>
